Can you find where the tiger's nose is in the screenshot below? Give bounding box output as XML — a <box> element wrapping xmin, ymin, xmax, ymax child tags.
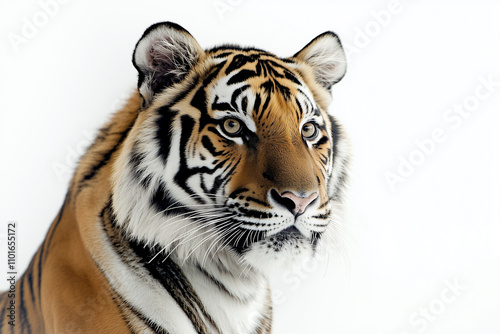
<box><xmin>270</xmin><ymin>190</ymin><xmax>318</xmax><ymax>216</ymax></box>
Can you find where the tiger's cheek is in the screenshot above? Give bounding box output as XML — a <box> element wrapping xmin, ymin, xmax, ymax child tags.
<box><xmin>195</xmin><ymin>127</ymin><xmax>248</xmax><ymax>193</ymax></box>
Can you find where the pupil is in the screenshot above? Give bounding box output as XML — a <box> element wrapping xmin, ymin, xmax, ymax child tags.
<box><xmin>225</xmin><ymin>119</ymin><xmax>239</xmax><ymax>134</ymax></box>
<box><xmin>304</xmin><ymin>124</ymin><xmax>312</xmax><ymax>135</ymax></box>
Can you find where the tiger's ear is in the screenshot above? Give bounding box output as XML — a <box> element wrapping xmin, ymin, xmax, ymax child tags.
<box><xmin>293</xmin><ymin>32</ymin><xmax>347</xmax><ymax>90</ymax></box>
<box><xmin>132</xmin><ymin>22</ymin><xmax>204</xmax><ymax>107</ymax></box>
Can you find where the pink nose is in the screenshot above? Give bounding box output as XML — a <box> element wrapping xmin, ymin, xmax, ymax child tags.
<box><xmin>280</xmin><ymin>191</ymin><xmax>318</xmax><ymax>215</ymax></box>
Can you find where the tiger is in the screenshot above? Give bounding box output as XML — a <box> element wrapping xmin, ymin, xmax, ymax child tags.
<box><xmin>0</xmin><ymin>21</ymin><xmax>350</xmax><ymax>333</ymax></box>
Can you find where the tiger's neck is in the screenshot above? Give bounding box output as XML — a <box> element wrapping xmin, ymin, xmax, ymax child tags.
<box><xmin>97</xmin><ymin>201</ymin><xmax>273</xmax><ymax>334</ymax></box>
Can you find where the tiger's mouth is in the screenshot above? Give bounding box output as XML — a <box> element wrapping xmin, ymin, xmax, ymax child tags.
<box><xmin>262</xmin><ymin>226</ymin><xmax>304</xmax><ymax>252</ymax></box>
<box><xmin>224</xmin><ymin>209</ymin><xmax>324</xmax><ymax>254</ymax></box>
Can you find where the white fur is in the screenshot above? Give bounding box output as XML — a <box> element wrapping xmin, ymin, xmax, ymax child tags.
<box><xmin>296</xmin><ymin>33</ymin><xmax>347</xmax><ymax>87</ymax></box>
<box><xmin>94</xmin><ymin>218</ymin><xmax>199</xmax><ymax>333</ymax></box>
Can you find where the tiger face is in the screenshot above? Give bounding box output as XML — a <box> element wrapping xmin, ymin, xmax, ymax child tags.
<box><xmin>112</xmin><ymin>22</ymin><xmax>349</xmax><ymax>275</ymax></box>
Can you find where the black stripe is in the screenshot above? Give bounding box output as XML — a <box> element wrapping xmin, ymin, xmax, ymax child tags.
<box><xmin>191</xmin><ymin>86</ymin><xmax>208</xmax><ymax>114</ymax></box>
<box><xmin>241</xmin><ymin>96</ymin><xmax>248</xmax><ymax>114</ymax></box>
<box><xmin>209</xmin><ymin>175</ymin><xmax>225</xmax><ymax>195</ymax></box>
<box><xmin>36</xmin><ymin>245</ymin><xmax>45</xmax><ymax>315</ymax></box>
<box><xmin>156</xmin><ymin>106</ymin><xmax>177</xmax><ymax>163</ymax></box>
<box><xmin>195</xmin><ymin>265</ymin><xmax>250</xmax><ymax>303</ymax></box>
<box><xmin>100</xmin><ymin>202</ymin><xmax>169</xmax><ymax>334</ymax></box>
<box><xmin>329</xmin><ymin>115</ymin><xmax>341</xmax><ymax>164</ymax></box>
<box><xmin>295</xmin><ymin>97</ymin><xmax>304</xmax><ymax>122</ymax></box>
<box><xmin>258</xmin><ymin>94</ymin><xmax>271</xmax><ymax>122</ymax></box>
<box><xmin>207</xmin><ymin>45</ymin><xmax>270</xmax><ymax>54</ymax></box>
<box><xmin>319</xmin><ymin>153</ymin><xmax>329</xmax><ymax>165</ymax></box>
<box><xmin>202</xmin><ymin>136</ymin><xmax>223</xmax><ymax>157</ymax></box>
<box><xmin>260</xmin><ymin>60</ymin><xmax>268</xmax><ymax>77</ymax></box>
<box><xmin>253</xmin><ymin>94</ymin><xmax>262</xmax><ymax>116</ymax></box>
<box><xmin>211</xmin><ymin>95</ymin><xmax>235</xmax><ymax>112</ymax></box>
<box><xmin>225</xmin><ymin>53</ymin><xmax>259</xmax><ymax>75</ymax></box>
<box><xmin>274</xmin><ymin>81</ymin><xmax>291</xmax><ymax>100</ymax></box>
<box><xmin>129</xmin><ymin>241</ymin><xmax>220</xmax><ymax>334</ymax></box>
<box><xmin>205</xmin><ymin>157</ymin><xmax>236</xmax><ymax>195</ymax></box>
<box><xmin>26</xmin><ymin>263</ymin><xmax>37</xmax><ymax>312</ymax></box>
<box><xmin>283</xmin><ymin>68</ymin><xmax>302</xmax><ymax>86</ymax></box>
<box><xmin>227</xmin><ymin>69</ymin><xmax>258</xmax><ymax>85</ymax></box>
<box><xmin>246</xmin><ymin>196</ymin><xmax>270</xmax><ymax>208</ymax></box>
<box><xmin>236</xmin><ymin>207</ymin><xmax>273</xmax><ymax>219</ymax></box>
<box><xmin>209</xmin><ymin>156</ymin><xmax>241</xmax><ymax>195</ymax></box>
<box><xmin>261</xmin><ymin>80</ymin><xmax>274</xmax><ymax>95</ymax></box>
<box><xmin>79</xmin><ymin>122</ymin><xmax>135</xmax><ymax>185</ymax></box>
<box><xmin>264</xmin><ymin>61</ymin><xmax>285</xmax><ymax>79</ymax></box>
<box><xmin>193</xmin><ymin>87</ymin><xmax>219</xmax><ymax>133</ymax></box>
<box><xmin>228</xmin><ymin>188</ymin><xmax>249</xmax><ymax>199</ymax></box>
<box><xmin>173</xmin><ymin>116</ymin><xmax>227</xmax><ymax>201</ymax></box>
<box><xmin>314</xmin><ymin>135</ymin><xmax>329</xmax><ymax>148</ymax></box>
<box><xmin>311</xmin><ymin>212</ymin><xmax>330</xmax><ymax>220</ymax></box>
<box><xmin>173</xmin><ymin>115</ymin><xmax>199</xmax><ymax>200</ymax></box>
<box><xmin>230</xmin><ymin>84</ymin><xmax>250</xmax><ymax>111</ymax></box>
<box><xmin>19</xmin><ymin>276</ymin><xmax>32</xmax><ymax>333</ymax></box>
<box><xmin>129</xmin><ymin>142</ymin><xmax>153</xmax><ymax>188</ymax></box>
<box><xmin>102</xmin><ymin>202</ymin><xmax>221</xmax><ymax>333</ymax></box>
<box><xmin>151</xmin><ymin>180</ymin><xmax>191</xmax><ymax>215</ymax></box>
<box><xmin>203</xmin><ymin>61</ymin><xmax>226</xmax><ymax>86</ymax></box>
<box><xmin>267</xmin><ymin>59</ymin><xmax>301</xmax><ymax>87</ymax></box>
<box><xmin>212</xmin><ymin>51</ymin><xmax>232</xmax><ymax>59</ymax></box>
<box><xmin>166</xmin><ymin>74</ymin><xmax>200</xmax><ymax>109</ymax></box>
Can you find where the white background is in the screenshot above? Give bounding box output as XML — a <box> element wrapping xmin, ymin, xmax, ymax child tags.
<box><xmin>1</xmin><ymin>0</ymin><xmax>499</xmax><ymax>333</ymax></box>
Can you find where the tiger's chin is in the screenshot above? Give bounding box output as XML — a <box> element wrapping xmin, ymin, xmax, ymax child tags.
<box><xmin>240</xmin><ymin>227</ymin><xmax>318</xmax><ymax>276</ymax></box>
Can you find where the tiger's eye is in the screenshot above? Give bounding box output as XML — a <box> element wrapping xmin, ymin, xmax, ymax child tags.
<box><xmin>302</xmin><ymin>122</ymin><xmax>318</xmax><ymax>140</ymax></box>
<box><xmin>223</xmin><ymin>118</ymin><xmax>242</xmax><ymax>135</ymax></box>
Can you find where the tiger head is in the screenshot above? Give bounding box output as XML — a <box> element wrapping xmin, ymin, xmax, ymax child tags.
<box><xmin>112</xmin><ymin>22</ymin><xmax>350</xmax><ymax>275</ymax></box>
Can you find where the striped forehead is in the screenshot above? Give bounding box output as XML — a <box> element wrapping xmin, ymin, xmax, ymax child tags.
<box><xmin>206</xmin><ymin>51</ymin><xmax>318</xmax><ymax>127</ymax></box>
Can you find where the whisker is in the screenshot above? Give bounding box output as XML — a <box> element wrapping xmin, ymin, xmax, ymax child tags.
<box><xmin>181</xmin><ymin>220</ymin><xmax>237</xmax><ymax>265</ymax></box>
<box><xmin>202</xmin><ymin>223</ymin><xmax>238</xmax><ymax>266</ymax></box>
<box><xmin>232</xmin><ymin>228</ymin><xmax>247</xmax><ymax>252</ymax></box>
<box><xmin>209</xmin><ymin>223</ymin><xmax>242</xmax><ymax>262</ymax></box>
<box><xmin>161</xmin><ymin>215</ymin><xmax>234</xmax><ymax>262</ymax></box>
<box><xmin>149</xmin><ymin>193</ymin><xmax>225</xmax><ymax>219</ymax></box>
<box><xmin>158</xmin><ymin>208</ymin><xmax>226</xmax><ymax>230</ymax></box>
<box><xmin>149</xmin><ymin>214</ymin><xmax>230</xmax><ymax>262</ymax></box>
